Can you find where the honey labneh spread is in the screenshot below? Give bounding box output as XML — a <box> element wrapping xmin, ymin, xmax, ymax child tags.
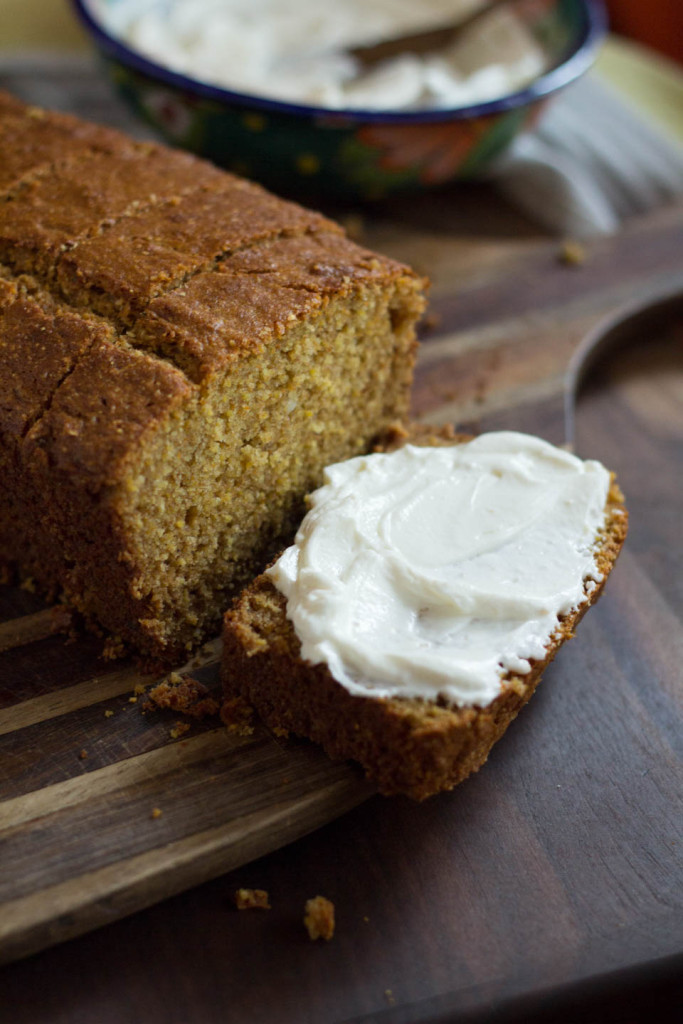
<box><xmin>268</xmin><ymin>432</ymin><xmax>611</xmax><ymax>708</ymax></box>
<box><xmin>116</xmin><ymin>0</ymin><xmax>547</xmax><ymax>111</ymax></box>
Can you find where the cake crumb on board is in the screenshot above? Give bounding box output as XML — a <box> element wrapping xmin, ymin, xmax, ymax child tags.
<box><xmin>170</xmin><ymin>721</ymin><xmax>191</xmax><ymax>739</ymax></box>
<box><xmin>143</xmin><ymin>672</ymin><xmax>220</xmax><ymax>719</ymax></box>
<box><xmin>304</xmin><ymin>896</ymin><xmax>335</xmax><ymax>941</ymax></box>
<box><xmin>558</xmin><ymin>239</ymin><xmax>587</xmax><ymax>266</ymax></box>
<box><xmin>234</xmin><ymin>888</ymin><xmax>271</xmax><ymax>910</ymax></box>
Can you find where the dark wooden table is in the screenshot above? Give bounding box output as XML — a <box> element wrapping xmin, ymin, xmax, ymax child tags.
<box><xmin>0</xmin><ymin>65</ymin><xmax>682</xmax><ymax>1024</ymax></box>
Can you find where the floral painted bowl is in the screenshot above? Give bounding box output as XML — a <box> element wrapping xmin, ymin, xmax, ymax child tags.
<box><xmin>71</xmin><ymin>0</ymin><xmax>606</xmax><ymax>201</ymax></box>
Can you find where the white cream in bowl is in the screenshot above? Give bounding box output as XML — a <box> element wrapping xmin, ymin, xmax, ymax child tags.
<box><xmin>102</xmin><ymin>0</ymin><xmax>549</xmax><ymax>111</ymax></box>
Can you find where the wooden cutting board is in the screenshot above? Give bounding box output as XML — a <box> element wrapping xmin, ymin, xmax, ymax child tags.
<box><xmin>1</xmin><ymin>196</ymin><xmax>682</xmax><ymax>968</ymax></box>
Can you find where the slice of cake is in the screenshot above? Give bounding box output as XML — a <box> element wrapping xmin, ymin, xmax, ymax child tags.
<box><xmin>0</xmin><ymin>92</ymin><xmax>425</xmax><ymax>661</ymax></box>
<box><xmin>221</xmin><ymin>428</ymin><xmax>627</xmax><ymax>799</ymax></box>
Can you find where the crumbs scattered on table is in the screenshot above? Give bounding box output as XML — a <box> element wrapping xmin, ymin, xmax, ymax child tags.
<box><xmin>170</xmin><ymin>720</ymin><xmax>191</xmax><ymax>739</ymax></box>
<box><xmin>220</xmin><ymin>696</ymin><xmax>255</xmax><ymax>736</ymax></box>
<box><xmin>143</xmin><ymin>672</ymin><xmax>220</xmax><ymax>719</ymax></box>
<box><xmin>77</xmin><ymin>749</ymin><xmax>88</xmax><ymax>760</ymax></box>
<box><xmin>151</xmin><ymin>807</ymin><xmax>163</xmax><ymax>819</ymax></box>
<box><xmin>384</xmin><ymin>989</ymin><xmax>396</xmax><ymax>1006</ymax></box>
<box><xmin>234</xmin><ymin>888</ymin><xmax>271</xmax><ymax>910</ymax></box>
<box><xmin>20</xmin><ymin>576</ymin><xmax>36</xmax><ymax>593</ymax></box>
<box><xmin>104</xmin><ymin>709</ymin><xmax>114</xmax><ymax>718</ymax></box>
<box><xmin>558</xmin><ymin>239</ymin><xmax>587</xmax><ymax>266</ymax></box>
<box><xmin>304</xmin><ymin>896</ymin><xmax>335</xmax><ymax>941</ymax></box>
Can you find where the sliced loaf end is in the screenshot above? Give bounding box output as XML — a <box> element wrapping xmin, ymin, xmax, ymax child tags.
<box><xmin>221</xmin><ymin>433</ymin><xmax>627</xmax><ymax>800</ymax></box>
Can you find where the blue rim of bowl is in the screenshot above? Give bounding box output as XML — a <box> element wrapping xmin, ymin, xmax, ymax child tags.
<box><xmin>71</xmin><ymin>0</ymin><xmax>607</xmax><ymax>125</ymax></box>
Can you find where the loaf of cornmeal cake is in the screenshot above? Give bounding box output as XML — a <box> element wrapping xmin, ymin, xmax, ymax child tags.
<box><xmin>0</xmin><ymin>92</ymin><xmax>424</xmax><ymax>660</ymax></box>
<box><xmin>222</xmin><ymin>427</ymin><xmax>628</xmax><ymax>799</ymax></box>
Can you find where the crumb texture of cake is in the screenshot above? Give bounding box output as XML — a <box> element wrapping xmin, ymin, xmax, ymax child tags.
<box><xmin>0</xmin><ymin>91</ymin><xmax>425</xmax><ymax>661</ymax></box>
<box><xmin>221</xmin><ymin>429</ymin><xmax>628</xmax><ymax>800</ymax></box>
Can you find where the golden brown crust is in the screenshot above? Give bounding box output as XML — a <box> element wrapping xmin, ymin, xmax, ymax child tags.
<box><xmin>0</xmin><ymin>145</ymin><xmax>230</xmax><ymax>278</ymax></box>
<box><xmin>17</xmin><ymin>341</ymin><xmax>196</xmax><ymax>652</ymax></box>
<box><xmin>221</xmin><ymin>434</ymin><xmax>628</xmax><ymax>800</ymax></box>
<box><xmin>131</xmin><ymin>232</ymin><xmax>417</xmax><ymax>382</ymax></box>
<box><xmin>0</xmin><ymin>91</ymin><xmax>135</xmax><ymax>192</ymax></box>
<box><xmin>24</xmin><ymin>339</ymin><xmax>193</xmax><ymax>487</ymax></box>
<box><xmin>0</xmin><ymin>296</ymin><xmax>113</xmax><ymax>442</ymax></box>
<box><xmin>55</xmin><ymin>184</ymin><xmax>337</xmax><ymax>328</ymax></box>
<box><xmin>0</xmin><ymin>287</ymin><xmax>117</xmax><ymax>586</ymax></box>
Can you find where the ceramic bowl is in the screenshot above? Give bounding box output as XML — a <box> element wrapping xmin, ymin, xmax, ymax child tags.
<box><xmin>71</xmin><ymin>0</ymin><xmax>607</xmax><ymax>200</ymax></box>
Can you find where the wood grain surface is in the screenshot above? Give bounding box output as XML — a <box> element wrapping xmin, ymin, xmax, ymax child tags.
<box><xmin>0</xmin><ymin>81</ymin><xmax>681</xmax><ymax>1016</ymax></box>
<box><xmin>0</xmin><ymin>623</ymin><xmax>374</xmax><ymax>964</ymax></box>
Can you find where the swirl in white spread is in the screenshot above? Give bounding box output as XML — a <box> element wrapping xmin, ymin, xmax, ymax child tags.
<box><xmin>268</xmin><ymin>433</ymin><xmax>610</xmax><ymax>708</ymax></box>
<box><xmin>108</xmin><ymin>0</ymin><xmax>548</xmax><ymax>111</ymax></box>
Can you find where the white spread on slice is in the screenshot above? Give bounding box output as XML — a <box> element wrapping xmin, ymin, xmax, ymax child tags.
<box><xmin>268</xmin><ymin>432</ymin><xmax>611</xmax><ymax>708</ymax></box>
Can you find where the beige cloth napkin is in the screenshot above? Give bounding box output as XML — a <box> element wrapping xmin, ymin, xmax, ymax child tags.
<box><xmin>490</xmin><ymin>71</ymin><xmax>683</xmax><ymax>236</ymax></box>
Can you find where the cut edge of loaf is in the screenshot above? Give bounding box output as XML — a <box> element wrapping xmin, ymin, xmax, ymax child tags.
<box><xmin>221</xmin><ymin>429</ymin><xmax>628</xmax><ymax>800</ymax></box>
<box><xmin>2</xmin><ymin>263</ymin><xmax>423</xmax><ymax>663</ymax></box>
<box><xmin>102</xmin><ymin>270</ymin><xmax>423</xmax><ymax>659</ymax></box>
